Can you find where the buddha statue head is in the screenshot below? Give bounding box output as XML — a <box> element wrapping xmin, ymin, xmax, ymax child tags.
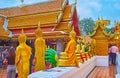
<box><xmin>35</xmin><ymin>21</ymin><xmax>42</xmax><ymax>37</ymax></box>
<box><xmin>18</xmin><ymin>29</ymin><xmax>26</xmax><ymax>43</ymax></box>
<box><xmin>69</xmin><ymin>27</ymin><xmax>76</xmax><ymax>40</ymax></box>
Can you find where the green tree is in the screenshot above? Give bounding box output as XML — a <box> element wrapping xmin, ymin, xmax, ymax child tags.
<box><xmin>79</xmin><ymin>18</ymin><xmax>95</xmax><ymax>36</ymax></box>
<box><xmin>105</xmin><ymin>27</ymin><xmax>114</xmax><ymax>34</ymax></box>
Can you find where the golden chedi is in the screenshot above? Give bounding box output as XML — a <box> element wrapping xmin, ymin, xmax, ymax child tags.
<box><xmin>33</xmin><ymin>21</ymin><xmax>46</xmax><ymax>72</ymax></box>
<box><xmin>15</xmin><ymin>29</ymin><xmax>32</xmax><ymax>78</ymax></box>
<box><xmin>58</xmin><ymin>27</ymin><xmax>79</xmax><ymax>67</ymax></box>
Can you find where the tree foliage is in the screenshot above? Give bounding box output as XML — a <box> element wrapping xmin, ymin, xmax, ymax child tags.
<box><xmin>79</xmin><ymin>18</ymin><xmax>95</xmax><ymax>36</ymax></box>
<box><xmin>105</xmin><ymin>27</ymin><xmax>114</xmax><ymax>34</ymax></box>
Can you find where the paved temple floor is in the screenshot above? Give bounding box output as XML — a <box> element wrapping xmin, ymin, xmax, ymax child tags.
<box><xmin>87</xmin><ymin>65</ymin><xmax>115</xmax><ymax>78</ymax></box>
<box><xmin>0</xmin><ymin>68</ymin><xmax>6</xmax><ymax>78</ymax></box>
<box><xmin>0</xmin><ymin>65</ymin><xmax>116</xmax><ymax>78</ymax></box>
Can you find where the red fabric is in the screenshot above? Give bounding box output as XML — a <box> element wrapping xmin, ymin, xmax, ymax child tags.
<box><xmin>72</xmin><ymin>7</ymin><xmax>80</xmax><ymax>36</ymax></box>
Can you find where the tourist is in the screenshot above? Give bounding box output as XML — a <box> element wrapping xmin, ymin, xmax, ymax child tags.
<box><xmin>6</xmin><ymin>46</ymin><xmax>16</xmax><ymax>78</ymax></box>
<box><xmin>15</xmin><ymin>29</ymin><xmax>31</xmax><ymax>78</ymax></box>
<box><xmin>2</xmin><ymin>48</ymin><xmax>8</xmax><ymax>69</ymax></box>
<box><xmin>109</xmin><ymin>44</ymin><xmax>119</xmax><ymax>65</ymax></box>
<box><xmin>116</xmin><ymin>48</ymin><xmax>120</xmax><ymax>75</ymax></box>
<box><xmin>108</xmin><ymin>44</ymin><xmax>112</xmax><ymax>65</ymax></box>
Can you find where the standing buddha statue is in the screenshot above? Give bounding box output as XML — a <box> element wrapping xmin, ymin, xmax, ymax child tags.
<box><xmin>15</xmin><ymin>29</ymin><xmax>32</xmax><ymax>78</ymax></box>
<box><xmin>33</xmin><ymin>21</ymin><xmax>46</xmax><ymax>72</ymax></box>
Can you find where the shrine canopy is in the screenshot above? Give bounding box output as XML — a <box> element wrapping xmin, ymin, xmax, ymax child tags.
<box><xmin>0</xmin><ymin>0</ymin><xmax>80</xmax><ymax>39</ymax></box>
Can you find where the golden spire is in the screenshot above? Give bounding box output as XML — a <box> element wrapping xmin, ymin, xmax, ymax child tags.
<box><xmin>35</xmin><ymin>21</ymin><xmax>42</xmax><ymax>37</ymax></box>
<box><xmin>18</xmin><ymin>28</ymin><xmax>26</xmax><ymax>43</ymax></box>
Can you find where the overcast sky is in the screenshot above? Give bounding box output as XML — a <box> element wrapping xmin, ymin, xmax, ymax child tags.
<box><xmin>0</xmin><ymin>0</ymin><xmax>120</xmax><ymax>28</ymax></box>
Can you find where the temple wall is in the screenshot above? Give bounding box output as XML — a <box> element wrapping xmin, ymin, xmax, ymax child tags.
<box><xmin>95</xmin><ymin>40</ymin><xmax>108</xmax><ymax>56</ymax></box>
<box><xmin>92</xmin><ymin>28</ymin><xmax>108</xmax><ymax>56</ymax></box>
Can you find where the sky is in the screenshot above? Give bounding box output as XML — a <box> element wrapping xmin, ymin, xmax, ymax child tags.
<box><xmin>0</xmin><ymin>0</ymin><xmax>120</xmax><ymax>28</ymax></box>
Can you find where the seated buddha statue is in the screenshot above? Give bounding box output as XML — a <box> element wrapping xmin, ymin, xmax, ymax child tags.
<box><xmin>58</xmin><ymin>28</ymin><xmax>79</xmax><ymax>67</ymax></box>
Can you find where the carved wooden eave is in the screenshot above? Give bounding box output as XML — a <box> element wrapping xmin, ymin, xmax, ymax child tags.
<box><xmin>0</xmin><ymin>25</ymin><xmax>9</xmax><ymax>38</ymax></box>
<box><xmin>60</xmin><ymin>0</ymin><xmax>68</xmax><ymax>10</ymax></box>
<box><xmin>62</xmin><ymin>5</ymin><xmax>73</xmax><ymax>21</ymax></box>
<box><xmin>0</xmin><ymin>17</ymin><xmax>9</xmax><ymax>38</ymax></box>
<box><xmin>54</xmin><ymin>21</ymin><xmax>73</xmax><ymax>32</ymax></box>
<box><xmin>53</xmin><ymin>4</ymin><xmax>75</xmax><ymax>32</ymax></box>
<box><xmin>8</xmin><ymin>12</ymin><xmax>61</xmax><ymax>29</ymax></box>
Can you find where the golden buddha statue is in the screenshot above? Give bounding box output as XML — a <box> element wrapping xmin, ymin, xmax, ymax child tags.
<box><xmin>75</xmin><ymin>38</ymin><xmax>83</xmax><ymax>62</ymax></box>
<box><xmin>58</xmin><ymin>27</ymin><xmax>79</xmax><ymax>67</ymax></box>
<box><xmin>15</xmin><ymin>29</ymin><xmax>32</xmax><ymax>78</ymax></box>
<box><xmin>33</xmin><ymin>21</ymin><xmax>46</xmax><ymax>71</ymax></box>
<box><xmin>76</xmin><ymin>38</ymin><xmax>81</xmax><ymax>53</ymax></box>
<box><xmin>81</xmin><ymin>39</ymin><xmax>86</xmax><ymax>52</ymax></box>
<box><xmin>91</xmin><ymin>39</ymin><xmax>96</xmax><ymax>55</ymax></box>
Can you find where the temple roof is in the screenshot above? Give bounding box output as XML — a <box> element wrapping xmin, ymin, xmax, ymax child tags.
<box><xmin>0</xmin><ymin>0</ymin><xmax>65</xmax><ymax>17</ymax></box>
<box><xmin>0</xmin><ymin>0</ymin><xmax>80</xmax><ymax>39</ymax></box>
<box><xmin>8</xmin><ymin>12</ymin><xmax>61</xmax><ymax>29</ymax></box>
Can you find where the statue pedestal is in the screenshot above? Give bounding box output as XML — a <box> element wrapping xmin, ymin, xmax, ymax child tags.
<box><xmin>96</xmin><ymin>56</ymin><xmax>108</xmax><ymax>66</ymax></box>
<box><xmin>28</xmin><ymin>56</ymin><xmax>96</xmax><ymax>78</ymax></box>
